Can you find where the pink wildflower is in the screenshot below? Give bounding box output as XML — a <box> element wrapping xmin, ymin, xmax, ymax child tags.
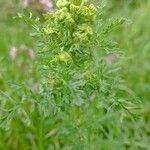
<box><xmin>9</xmin><ymin>46</ymin><xmax>17</xmax><ymax>59</ymax></box>
<box><xmin>40</xmin><ymin>0</ymin><xmax>53</xmax><ymax>11</ymax></box>
<box><xmin>21</xmin><ymin>0</ymin><xmax>29</xmax><ymax>8</ymax></box>
<box><xmin>28</xmin><ymin>49</ymin><xmax>35</xmax><ymax>59</ymax></box>
<box><xmin>105</xmin><ymin>54</ymin><xmax>115</xmax><ymax>63</ymax></box>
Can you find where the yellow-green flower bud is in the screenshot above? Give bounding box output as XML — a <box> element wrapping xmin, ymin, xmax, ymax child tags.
<box><xmin>71</xmin><ymin>0</ymin><xmax>82</xmax><ymax>5</ymax></box>
<box><xmin>78</xmin><ymin>25</ymin><xmax>93</xmax><ymax>36</ymax></box>
<box><xmin>51</xmin><ymin>79</ymin><xmax>63</xmax><ymax>88</ymax></box>
<box><xmin>43</xmin><ymin>25</ymin><xmax>55</xmax><ymax>34</ymax></box>
<box><xmin>73</xmin><ymin>32</ymin><xmax>88</xmax><ymax>42</ymax></box>
<box><xmin>73</xmin><ymin>25</ymin><xmax>93</xmax><ymax>42</ymax></box>
<box><xmin>80</xmin><ymin>6</ymin><xmax>92</xmax><ymax>17</ymax></box>
<box><xmin>70</xmin><ymin>4</ymin><xmax>80</xmax><ymax>14</ymax></box>
<box><xmin>64</xmin><ymin>13</ymin><xmax>75</xmax><ymax>26</ymax></box>
<box><xmin>58</xmin><ymin>51</ymin><xmax>72</xmax><ymax>65</ymax></box>
<box><xmin>84</xmin><ymin>71</ymin><xmax>96</xmax><ymax>81</ymax></box>
<box><xmin>85</xmin><ymin>26</ymin><xmax>93</xmax><ymax>35</ymax></box>
<box><xmin>43</xmin><ymin>12</ymin><xmax>55</xmax><ymax>20</ymax></box>
<box><xmin>55</xmin><ymin>7</ymin><xmax>68</xmax><ymax>20</ymax></box>
<box><xmin>80</xmin><ymin>4</ymin><xmax>96</xmax><ymax>18</ymax></box>
<box><xmin>56</xmin><ymin>0</ymin><xmax>70</xmax><ymax>8</ymax></box>
<box><xmin>89</xmin><ymin>4</ymin><xmax>97</xmax><ymax>14</ymax></box>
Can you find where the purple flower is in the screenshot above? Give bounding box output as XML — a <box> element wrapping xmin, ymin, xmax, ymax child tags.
<box><xmin>40</xmin><ymin>0</ymin><xmax>53</xmax><ymax>11</ymax></box>
<box><xmin>9</xmin><ymin>46</ymin><xmax>17</xmax><ymax>59</ymax></box>
<box><xmin>105</xmin><ymin>54</ymin><xmax>115</xmax><ymax>63</ymax></box>
<box><xmin>20</xmin><ymin>0</ymin><xmax>29</xmax><ymax>8</ymax></box>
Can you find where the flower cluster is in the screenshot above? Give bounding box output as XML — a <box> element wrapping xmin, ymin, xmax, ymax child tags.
<box><xmin>43</xmin><ymin>0</ymin><xmax>97</xmax><ymax>42</ymax></box>
<box><xmin>39</xmin><ymin>0</ymin><xmax>53</xmax><ymax>11</ymax></box>
<box><xmin>9</xmin><ymin>45</ymin><xmax>35</xmax><ymax>60</ymax></box>
<box><xmin>20</xmin><ymin>0</ymin><xmax>53</xmax><ymax>11</ymax></box>
<box><xmin>8</xmin><ymin>45</ymin><xmax>36</xmax><ymax>88</ymax></box>
<box><xmin>30</xmin><ymin>0</ymin><xmax>98</xmax><ymax>106</ymax></box>
<box><xmin>40</xmin><ymin>0</ymin><xmax>97</xmax><ymax>73</ymax></box>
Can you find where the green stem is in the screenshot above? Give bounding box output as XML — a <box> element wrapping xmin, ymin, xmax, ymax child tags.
<box><xmin>38</xmin><ymin>115</ymin><xmax>44</xmax><ymax>150</ymax></box>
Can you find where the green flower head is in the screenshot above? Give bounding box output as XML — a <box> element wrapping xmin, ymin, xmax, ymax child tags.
<box><xmin>56</xmin><ymin>0</ymin><xmax>70</xmax><ymax>8</ymax></box>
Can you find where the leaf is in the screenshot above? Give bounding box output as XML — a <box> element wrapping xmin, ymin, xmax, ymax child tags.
<box><xmin>0</xmin><ymin>111</ymin><xmax>14</xmax><ymax>130</ymax></box>
<box><xmin>102</xmin><ymin>18</ymin><xmax>125</xmax><ymax>35</ymax></box>
<box><xmin>0</xmin><ymin>90</ymin><xmax>16</xmax><ymax>104</ymax></box>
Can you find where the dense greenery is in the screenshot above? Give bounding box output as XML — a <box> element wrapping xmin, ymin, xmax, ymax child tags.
<box><xmin>0</xmin><ymin>0</ymin><xmax>149</xmax><ymax>149</ymax></box>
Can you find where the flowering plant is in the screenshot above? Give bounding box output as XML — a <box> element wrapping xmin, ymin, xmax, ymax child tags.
<box><xmin>0</xmin><ymin>0</ymin><xmax>138</xmax><ymax>149</ymax></box>
<box><xmin>33</xmin><ymin>0</ymin><xmax>128</xmax><ymax>110</ymax></box>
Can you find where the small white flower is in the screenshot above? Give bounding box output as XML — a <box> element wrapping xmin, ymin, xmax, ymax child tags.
<box><xmin>9</xmin><ymin>46</ymin><xmax>17</xmax><ymax>59</ymax></box>
<box><xmin>20</xmin><ymin>0</ymin><xmax>29</xmax><ymax>8</ymax></box>
<box><xmin>28</xmin><ymin>49</ymin><xmax>35</xmax><ymax>59</ymax></box>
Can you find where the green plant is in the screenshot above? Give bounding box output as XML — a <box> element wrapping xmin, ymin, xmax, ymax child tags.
<box><xmin>0</xmin><ymin>0</ymin><xmax>139</xmax><ymax>149</ymax></box>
